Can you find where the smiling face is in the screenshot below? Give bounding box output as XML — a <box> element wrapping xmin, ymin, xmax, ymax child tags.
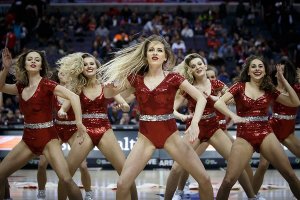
<box><xmin>248</xmin><ymin>58</ymin><xmax>266</xmax><ymax>81</ymax></box>
<box><xmin>83</xmin><ymin>56</ymin><xmax>98</xmax><ymax>78</ymax></box>
<box><xmin>146</xmin><ymin>41</ymin><xmax>167</xmax><ymax>68</ymax></box>
<box><xmin>25</xmin><ymin>52</ymin><xmax>42</xmax><ymax>72</ymax></box>
<box><xmin>188</xmin><ymin>57</ymin><xmax>207</xmax><ymax>78</ymax></box>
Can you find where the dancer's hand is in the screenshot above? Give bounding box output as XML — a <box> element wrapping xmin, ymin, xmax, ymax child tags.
<box><xmin>2</xmin><ymin>48</ymin><xmax>12</xmax><ymax>70</ymax></box>
<box><xmin>114</xmin><ymin>102</ymin><xmax>130</xmax><ymax>112</ymax></box>
<box><xmin>76</xmin><ymin>122</ymin><xmax>86</xmax><ymax>145</ymax></box>
<box><xmin>185</xmin><ymin>122</ymin><xmax>199</xmax><ymax>143</ymax></box>
<box><xmin>57</xmin><ymin>109</ymin><xmax>68</xmax><ymax>119</ymax></box>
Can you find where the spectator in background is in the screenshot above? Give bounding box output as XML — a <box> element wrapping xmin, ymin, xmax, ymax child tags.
<box><xmin>113</xmin><ymin>28</ymin><xmax>129</xmax><ymax>48</ymax></box>
<box><xmin>181</xmin><ymin>23</ymin><xmax>194</xmax><ymax>38</ymax></box>
<box><xmin>172</xmin><ymin>34</ymin><xmax>186</xmax><ymax>55</ymax></box>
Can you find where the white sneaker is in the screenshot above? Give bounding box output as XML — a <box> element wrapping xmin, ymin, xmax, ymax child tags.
<box><xmin>256</xmin><ymin>193</ymin><xmax>266</xmax><ymax>200</ymax></box>
<box><xmin>84</xmin><ymin>191</ymin><xmax>94</xmax><ymax>200</ymax></box>
<box><xmin>172</xmin><ymin>190</ymin><xmax>183</xmax><ymax>200</ymax></box>
<box><xmin>37</xmin><ymin>190</ymin><xmax>46</xmax><ymax>200</ymax></box>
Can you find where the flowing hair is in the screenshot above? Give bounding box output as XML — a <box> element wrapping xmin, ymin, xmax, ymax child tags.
<box><xmin>99</xmin><ymin>34</ymin><xmax>175</xmax><ymax>88</ymax></box>
<box><xmin>57</xmin><ymin>52</ymin><xmax>102</xmax><ymax>94</ymax></box>
<box><xmin>238</xmin><ymin>55</ymin><xmax>275</xmax><ymax>91</ymax></box>
<box><xmin>173</xmin><ymin>53</ymin><xmax>206</xmax><ymax>84</ymax></box>
<box><xmin>15</xmin><ymin>50</ymin><xmax>49</xmax><ymax>86</ymax></box>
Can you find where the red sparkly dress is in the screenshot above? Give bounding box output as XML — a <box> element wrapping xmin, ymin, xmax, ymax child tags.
<box><xmin>54</xmin><ymin>96</ymin><xmax>77</xmax><ymax>143</ymax></box>
<box><xmin>269</xmin><ymin>83</ymin><xmax>300</xmax><ymax>142</ymax></box>
<box><xmin>229</xmin><ymin>82</ymin><xmax>280</xmax><ymax>152</ymax></box>
<box><xmin>80</xmin><ymin>88</ymin><xmax>111</xmax><ymax>146</ymax></box>
<box><xmin>128</xmin><ymin>72</ymin><xmax>185</xmax><ymax>149</ymax></box>
<box><xmin>17</xmin><ymin>78</ymin><xmax>58</xmax><ymax>155</ymax></box>
<box><xmin>185</xmin><ymin>80</ymin><xmax>225</xmax><ymax>142</ymax></box>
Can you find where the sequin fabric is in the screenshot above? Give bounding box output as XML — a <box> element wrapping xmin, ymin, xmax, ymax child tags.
<box><xmin>184</xmin><ymin>80</ymin><xmax>225</xmax><ymax>142</ymax></box>
<box><xmin>229</xmin><ymin>82</ymin><xmax>280</xmax><ymax>152</ymax></box>
<box><xmin>16</xmin><ymin>78</ymin><xmax>59</xmax><ymax>155</ymax></box>
<box><xmin>80</xmin><ymin>89</ymin><xmax>111</xmax><ymax>146</ymax></box>
<box><xmin>128</xmin><ymin>72</ymin><xmax>185</xmax><ymax>148</ymax></box>
<box><xmin>54</xmin><ymin>96</ymin><xmax>77</xmax><ymax>143</ymax></box>
<box><xmin>269</xmin><ymin>83</ymin><xmax>300</xmax><ymax>142</ymax></box>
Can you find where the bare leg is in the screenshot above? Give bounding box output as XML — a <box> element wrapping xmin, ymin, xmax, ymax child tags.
<box><xmin>164</xmin><ymin>139</ymin><xmax>201</xmax><ymax>200</ymax></box>
<box><xmin>37</xmin><ymin>155</ymin><xmax>48</xmax><ymax>191</ymax></box>
<box><xmin>260</xmin><ymin>133</ymin><xmax>300</xmax><ymax>199</ymax></box>
<box><xmin>4</xmin><ymin>177</ymin><xmax>10</xmax><ymax>199</ymax></box>
<box><xmin>252</xmin><ymin>155</ymin><xmax>269</xmax><ymax>194</ymax></box>
<box><xmin>282</xmin><ymin>133</ymin><xmax>300</xmax><ymax>157</ymax></box>
<box><xmin>164</xmin><ymin>140</ymin><xmax>207</xmax><ymax>200</ymax></box>
<box><xmin>43</xmin><ymin>139</ymin><xmax>83</xmax><ymax>200</ymax></box>
<box><xmin>210</xmin><ymin>130</ymin><xmax>256</xmax><ymax>198</ymax></box>
<box><xmin>0</xmin><ymin>141</ymin><xmax>34</xmax><ymax>199</ymax></box>
<box><xmin>98</xmin><ymin>130</ymin><xmax>138</xmax><ymax>200</ymax></box>
<box><xmin>57</xmin><ymin>133</ymin><xmax>93</xmax><ymax>200</ymax></box>
<box><xmin>225</xmin><ymin>130</ymin><xmax>254</xmax><ymax>183</ymax></box>
<box><xmin>165</xmin><ymin>132</ymin><xmax>213</xmax><ymax>200</ymax></box>
<box><xmin>177</xmin><ymin>141</ymin><xmax>209</xmax><ymax>191</ymax></box>
<box><xmin>116</xmin><ymin>133</ymin><xmax>155</xmax><ymax>200</ymax></box>
<box><xmin>79</xmin><ymin>160</ymin><xmax>92</xmax><ymax>192</ymax></box>
<box><xmin>68</xmin><ymin>135</ymin><xmax>92</xmax><ymax>193</ymax></box>
<box><xmin>216</xmin><ymin>138</ymin><xmax>254</xmax><ymax>200</ymax></box>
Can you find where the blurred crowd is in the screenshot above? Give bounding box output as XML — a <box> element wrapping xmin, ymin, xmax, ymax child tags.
<box><xmin>0</xmin><ymin>0</ymin><xmax>299</xmax><ymax>125</ymax></box>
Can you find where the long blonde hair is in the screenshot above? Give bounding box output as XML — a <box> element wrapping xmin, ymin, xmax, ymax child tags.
<box><xmin>57</xmin><ymin>52</ymin><xmax>102</xmax><ymax>94</ymax></box>
<box><xmin>100</xmin><ymin>34</ymin><xmax>175</xmax><ymax>88</ymax></box>
<box><xmin>173</xmin><ymin>53</ymin><xmax>206</xmax><ymax>84</ymax></box>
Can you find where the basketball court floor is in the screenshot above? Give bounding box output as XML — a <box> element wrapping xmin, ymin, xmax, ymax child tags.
<box><xmin>7</xmin><ymin>168</ymin><xmax>300</xmax><ymax>200</ymax></box>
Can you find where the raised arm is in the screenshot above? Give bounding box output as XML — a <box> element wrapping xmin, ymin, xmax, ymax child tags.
<box><xmin>179</xmin><ymin>80</ymin><xmax>207</xmax><ymax>142</ymax></box>
<box><xmin>0</xmin><ymin>48</ymin><xmax>18</xmax><ymax>95</ymax></box>
<box><xmin>275</xmin><ymin>64</ymin><xmax>300</xmax><ymax>107</ymax></box>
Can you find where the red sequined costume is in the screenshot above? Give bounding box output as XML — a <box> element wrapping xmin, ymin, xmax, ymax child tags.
<box><xmin>128</xmin><ymin>72</ymin><xmax>185</xmax><ymax>149</ymax></box>
<box><xmin>80</xmin><ymin>89</ymin><xmax>111</xmax><ymax>146</ymax></box>
<box><xmin>269</xmin><ymin>83</ymin><xmax>300</xmax><ymax>142</ymax></box>
<box><xmin>229</xmin><ymin>82</ymin><xmax>280</xmax><ymax>152</ymax></box>
<box><xmin>54</xmin><ymin>97</ymin><xmax>77</xmax><ymax>143</ymax></box>
<box><xmin>17</xmin><ymin>78</ymin><xmax>58</xmax><ymax>155</ymax></box>
<box><xmin>185</xmin><ymin>80</ymin><xmax>225</xmax><ymax>142</ymax></box>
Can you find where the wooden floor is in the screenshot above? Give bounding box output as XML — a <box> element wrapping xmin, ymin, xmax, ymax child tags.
<box><xmin>6</xmin><ymin>168</ymin><xmax>299</xmax><ymax>200</ymax></box>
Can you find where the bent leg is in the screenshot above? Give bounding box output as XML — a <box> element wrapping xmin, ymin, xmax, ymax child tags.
<box><xmin>68</xmin><ymin>134</ymin><xmax>92</xmax><ymax>193</ymax></box>
<box><xmin>164</xmin><ymin>132</ymin><xmax>213</xmax><ymax>200</ymax></box>
<box><xmin>98</xmin><ymin>130</ymin><xmax>138</xmax><ymax>200</ymax></box>
<box><xmin>282</xmin><ymin>133</ymin><xmax>300</xmax><ymax>157</ymax></box>
<box><xmin>43</xmin><ymin>139</ymin><xmax>83</xmax><ymax>200</ymax></box>
<box><xmin>216</xmin><ymin>138</ymin><xmax>253</xmax><ymax>200</ymax></box>
<box><xmin>58</xmin><ymin>133</ymin><xmax>93</xmax><ymax>200</ymax></box>
<box><xmin>252</xmin><ymin>155</ymin><xmax>269</xmax><ymax>194</ymax></box>
<box><xmin>37</xmin><ymin>155</ymin><xmax>49</xmax><ymax>191</ymax></box>
<box><xmin>116</xmin><ymin>133</ymin><xmax>155</xmax><ymax>200</ymax></box>
<box><xmin>260</xmin><ymin>133</ymin><xmax>300</xmax><ymax>199</ymax></box>
<box><xmin>0</xmin><ymin>141</ymin><xmax>34</xmax><ymax>199</ymax></box>
<box><xmin>164</xmin><ymin>138</ymin><xmax>203</xmax><ymax>200</ymax></box>
<box><xmin>209</xmin><ymin>130</ymin><xmax>255</xmax><ymax>198</ymax></box>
